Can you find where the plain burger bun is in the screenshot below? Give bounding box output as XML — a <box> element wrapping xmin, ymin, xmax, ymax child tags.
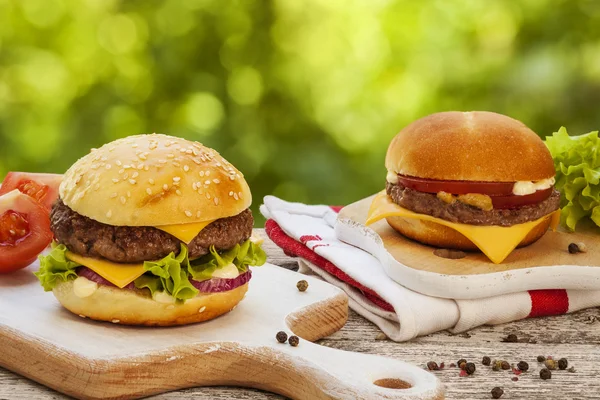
<box><xmin>385</xmin><ymin>111</ymin><xmax>556</xmax><ymax>182</ymax></box>
<box><xmin>53</xmin><ymin>281</ymin><xmax>249</xmax><ymax>326</ymax></box>
<box><xmin>59</xmin><ymin>134</ymin><xmax>252</xmax><ymax>226</ymax></box>
<box><xmin>385</xmin><ymin>215</ymin><xmax>552</xmax><ymax>251</ymax></box>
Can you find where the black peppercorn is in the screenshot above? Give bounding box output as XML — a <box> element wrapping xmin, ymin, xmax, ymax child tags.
<box><xmin>427</xmin><ymin>361</ymin><xmax>439</xmax><ymax>371</ymax></box>
<box><xmin>288</xmin><ymin>335</ymin><xmax>299</xmax><ymax>347</ymax></box>
<box><xmin>465</xmin><ymin>362</ymin><xmax>476</xmax><ymax>375</ymax></box>
<box><xmin>558</xmin><ymin>358</ymin><xmax>568</xmax><ymax>370</ymax></box>
<box><xmin>501</xmin><ymin>360</ymin><xmax>511</xmax><ymax>370</ymax></box>
<box><xmin>276</xmin><ymin>331</ymin><xmax>288</xmax><ymax>343</ymax></box>
<box><xmin>296</xmin><ymin>280</ymin><xmax>309</xmax><ymax>292</ymax></box>
<box><xmin>537</xmin><ymin>355</ymin><xmax>546</xmax><ymax>362</ymax></box>
<box><xmin>482</xmin><ymin>356</ymin><xmax>491</xmax><ymax>366</ymax></box>
<box><xmin>504</xmin><ymin>334</ymin><xmax>518</xmax><ymax>342</ymax></box>
<box><xmin>491</xmin><ymin>387</ymin><xmax>504</xmax><ymax>399</ymax></box>
<box><xmin>517</xmin><ymin>361</ymin><xmax>529</xmax><ymax>372</ymax></box>
<box><xmin>540</xmin><ymin>368</ymin><xmax>552</xmax><ymax>380</ymax></box>
<box><xmin>457</xmin><ymin>359</ymin><xmax>467</xmax><ymax>369</ymax></box>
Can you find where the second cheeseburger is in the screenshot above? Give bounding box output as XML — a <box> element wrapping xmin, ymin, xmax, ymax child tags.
<box><xmin>367</xmin><ymin>111</ymin><xmax>560</xmax><ymax>264</ymax></box>
<box><xmin>36</xmin><ymin>133</ymin><xmax>266</xmax><ymax>325</ymax></box>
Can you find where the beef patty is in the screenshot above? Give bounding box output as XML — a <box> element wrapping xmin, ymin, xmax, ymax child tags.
<box><xmin>51</xmin><ymin>200</ymin><xmax>254</xmax><ymax>263</ymax></box>
<box><xmin>386</xmin><ymin>181</ymin><xmax>560</xmax><ymax>226</ymax></box>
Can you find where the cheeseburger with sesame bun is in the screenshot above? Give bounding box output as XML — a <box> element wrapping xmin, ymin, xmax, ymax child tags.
<box><xmin>35</xmin><ymin>134</ymin><xmax>266</xmax><ymax>326</ymax></box>
<box><xmin>366</xmin><ymin>111</ymin><xmax>561</xmax><ymax>264</ymax></box>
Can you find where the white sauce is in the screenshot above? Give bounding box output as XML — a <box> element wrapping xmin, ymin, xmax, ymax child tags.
<box><xmin>153</xmin><ymin>291</ymin><xmax>176</xmax><ymax>304</ymax></box>
<box><xmin>512</xmin><ymin>177</ymin><xmax>555</xmax><ymax>196</ymax></box>
<box><xmin>386</xmin><ymin>170</ymin><xmax>399</xmax><ymax>184</ymax></box>
<box><xmin>211</xmin><ymin>263</ymin><xmax>240</xmax><ymax>279</ymax></box>
<box><xmin>73</xmin><ymin>277</ymin><xmax>98</xmax><ymax>298</ymax></box>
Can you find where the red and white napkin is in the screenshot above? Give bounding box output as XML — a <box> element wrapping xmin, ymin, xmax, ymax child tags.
<box><xmin>260</xmin><ymin>196</ymin><xmax>600</xmax><ymax>342</ymax></box>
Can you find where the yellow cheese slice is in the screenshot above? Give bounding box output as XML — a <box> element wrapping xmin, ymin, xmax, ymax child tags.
<box><xmin>66</xmin><ymin>252</ymin><xmax>146</xmax><ymax>289</ymax></box>
<box><xmin>156</xmin><ymin>220</ymin><xmax>215</xmax><ymax>244</ymax></box>
<box><xmin>367</xmin><ymin>191</ymin><xmax>560</xmax><ymax>264</ymax></box>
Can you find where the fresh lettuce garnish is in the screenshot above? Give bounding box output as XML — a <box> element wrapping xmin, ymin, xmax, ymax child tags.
<box><xmin>546</xmin><ymin>127</ymin><xmax>600</xmax><ymax>230</ymax></box>
<box><xmin>34</xmin><ymin>243</ymin><xmax>80</xmax><ymax>291</ymax></box>
<box><xmin>35</xmin><ymin>239</ymin><xmax>267</xmax><ymax>302</ymax></box>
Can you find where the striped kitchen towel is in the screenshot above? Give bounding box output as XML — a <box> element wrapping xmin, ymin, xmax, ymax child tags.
<box><xmin>260</xmin><ymin>196</ymin><xmax>600</xmax><ymax>342</ymax></box>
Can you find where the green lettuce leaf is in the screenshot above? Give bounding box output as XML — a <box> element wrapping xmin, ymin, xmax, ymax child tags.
<box><xmin>189</xmin><ymin>239</ymin><xmax>267</xmax><ymax>281</ymax></box>
<box><xmin>546</xmin><ymin>127</ymin><xmax>600</xmax><ymax>230</ymax></box>
<box><xmin>135</xmin><ymin>244</ymin><xmax>199</xmax><ymax>301</ymax></box>
<box><xmin>35</xmin><ymin>243</ymin><xmax>81</xmax><ymax>291</ymax></box>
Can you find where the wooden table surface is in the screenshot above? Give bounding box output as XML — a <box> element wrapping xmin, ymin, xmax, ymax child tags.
<box><xmin>2</xmin><ymin>229</ymin><xmax>599</xmax><ymax>400</ymax></box>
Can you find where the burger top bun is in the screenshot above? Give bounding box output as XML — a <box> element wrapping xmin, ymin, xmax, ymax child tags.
<box><xmin>59</xmin><ymin>134</ymin><xmax>252</xmax><ymax>226</ymax></box>
<box><xmin>385</xmin><ymin>111</ymin><xmax>556</xmax><ymax>182</ymax></box>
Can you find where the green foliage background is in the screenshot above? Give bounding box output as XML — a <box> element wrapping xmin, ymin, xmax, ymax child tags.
<box><xmin>1</xmin><ymin>0</ymin><xmax>600</xmax><ymax>225</ymax></box>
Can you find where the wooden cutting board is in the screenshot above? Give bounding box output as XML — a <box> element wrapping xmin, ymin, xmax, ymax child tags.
<box><xmin>337</xmin><ymin>194</ymin><xmax>600</xmax><ymax>300</ymax></box>
<box><xmin>0</xmin><ymin>261</ymin><xmax>443</xmax><ymax>400</ymax></box>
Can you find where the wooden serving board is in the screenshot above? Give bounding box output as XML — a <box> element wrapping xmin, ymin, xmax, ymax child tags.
<box><xmin>0</xmin><ymin>261</ymin><xmax>443</xmax><ymax>400</ymax></box>
<box><xmin>337</xmin><ymin>194</ymin><xmax>600</xmax><ymax>300</ymax></box>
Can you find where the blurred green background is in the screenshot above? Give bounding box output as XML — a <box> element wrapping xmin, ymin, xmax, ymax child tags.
<box><xmin>1</xmin><ymin>0</ymin><xmax>600</xmax><ymax>225</ymax></box>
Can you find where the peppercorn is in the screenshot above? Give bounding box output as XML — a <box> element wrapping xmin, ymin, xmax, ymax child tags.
<box><xmin>491</xmin><ymin>387</ymin><xmax>504</xmax><ymax>399</ymax></box>
<box><xmin>537</xmin><ymin>355</ymin><xmax>546</xmax><ymax>362</ymax></box>
<box><xmin>439</xmin><ymin>362</ymin><xmax>445</xmax><ymax>369</ymax></box>
<box><xmin>501</xmin><ymin>361</ymin><xmax>511</xmax><ymax>370</ymax></box>
<box><xmin>288</xmin><ymin>335</ymin><xmax>299</xmax><ymax>347</ymax></box>
<box><xmin>457</xmin><ymin>359</ymin><xmax>467</xmax><ymax>369</ymax></box>
<box><xmin>511</xmin><ymin>377</ymin><xmax>519</xmax><ymax>382</ymax></box>
<box><xmin>504</xmin><ymin>334</ymin><xmax>518</xmax><ymax>343</ymax></box>
<box><xmin>465</xmin><ymin>362</ymin><xmax>476</xmax><ymax>375</ymax></box>
<box><xmin>296</xmin><ymin>280</ymin><xmax>309</xmax><ymax>292</ymax></box>
<box><xmin>545</xmin><ymin>359</ymin><xmax>557</xmax><ymax>370</ymax></box>
<box><xmin>275</xmin><ymin>331</ymin><xmax>288</xmax><ymax>343</ymax></box>
<box><xmin>540</xmin><ymin>368</ymin><xmax>552</xmax><ymax>380</ymax></box>
<box><xmin>517</xmin><ymin>361</ymin><xmax>529</xmax><ymax>372</ymax></box>
<box><xmin>482</xmin><ymin>356</ymin><xmax>491</xmax><ymax>366</ymax></box>
<box><xmin>426</xmin><ymin>361</ymin><xmax>439</xmax><ymax>371</ymax></box>
<box><xmin>558</xmin><ymin>358</ymin><xmax>568</xmax><ymax>370</ymax></box>
<box><xmin>449</xmin><ymin>363</ymin><xmax>456</xmax><ymax>368</ymax></box>
<box><xmin>569</xmin><ymin>242</ymin><xmax>587</xmax><ymax>254</ymax></box>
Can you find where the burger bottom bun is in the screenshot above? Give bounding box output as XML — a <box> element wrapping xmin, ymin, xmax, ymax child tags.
<box><xmin>385</xmin><ymin>215</ymin><xmax>552</xmax><ymax>251</ymax></box>
<box><xmin>52</xmin><ymin>281</ymin><xmax>249</xmax><ymax>326</ymax></box>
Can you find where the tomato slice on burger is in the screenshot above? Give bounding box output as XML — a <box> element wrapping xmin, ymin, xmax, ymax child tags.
<box><xmin>0</xmin><ymin>190</ymin><xmax>53</xmax><ymax>273</ymax></box>
<box><xmin>0</xmin><ymin>172</ymin><xmax>62</xmax><ymax>212</ymax></box>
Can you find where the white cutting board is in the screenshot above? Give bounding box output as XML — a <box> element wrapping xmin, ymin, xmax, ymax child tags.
<box><xmin>0</xmin><ymin>261</ymin><xmax>443</xmax><ymax>400</ymax></box>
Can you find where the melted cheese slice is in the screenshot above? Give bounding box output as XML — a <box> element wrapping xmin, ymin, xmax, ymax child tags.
<box><xmin>66</xmin><ymin>252</ymin><xmax>146</xmax><ymax>289</ymax></box>
<box><xmin>156</xmin><ymin>220</ymin><xmax>215</xmax><ymax>243</ymax></box>
<box><xmin>367</xmin><ymin>192</ymin><xmax>560</xmax><ymax>264</ymax></box>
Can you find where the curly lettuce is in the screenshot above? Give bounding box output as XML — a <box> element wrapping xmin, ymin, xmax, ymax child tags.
<box><xmin>36</xmin><ymin>239</ymin><xmax>267</xmax><ymax>302</ymax></box>
<box><xmin>546</xmin><ymin>127</ymin><xmax>600</xmax><ymax>230</ymax></box>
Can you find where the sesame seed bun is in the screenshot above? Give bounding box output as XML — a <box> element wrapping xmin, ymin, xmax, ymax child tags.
<box><xmin>385</xmin><ymin>111</ymin><xmax>555</xmax><ymax>182</ymax></box>
<box><xmin>52</xmin><ymin>281</ymin><xmax>249</xmax><ymax>326</ymax></box>
<box><xmin>59</xmin><ymin>134</ymin><xmax>252</xmax><ymax>226</ymax></box>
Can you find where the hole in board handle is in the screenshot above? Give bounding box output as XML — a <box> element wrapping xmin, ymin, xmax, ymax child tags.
<box><xmin>373</xmin><ymin>378</ymin><xmax>412</xmax><ymax>389</ymax></box>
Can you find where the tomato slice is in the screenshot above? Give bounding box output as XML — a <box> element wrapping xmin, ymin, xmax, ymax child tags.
<box><xmin>398</xmin><ymin>175</ymin><xmax>515</xmax><ymax>196</ymax></box>
<box><xmin>0</xmin><ymin>172</ymin><xmax>62</xmax><ymax>212</ymax></box>
<box><xmin>0</xmin><ymin>190</ymin><xmax>53</xmax><ymax>273</ymax></box>
<box><xmin>490</xmin><ymin>188</ymin><xmax>553</xmax><ymax>209</ymax></box>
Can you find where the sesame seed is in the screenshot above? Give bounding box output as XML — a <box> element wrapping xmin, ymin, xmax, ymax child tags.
<box><xmin>119</xmin><ymin>169</ymin><xmax>125</xmax><ymax>174</ymax></box>
<box><xmin>110</xmin><ymin>193</ymin><xmax>118</xmax><ymax>198</ymax></box>
<box><xmin>196</xmin><ymin>211</ymin><xmax>202</xmax><ymax>218</ymax></box>
<box><xmin>123</xmin><ymin>173</ymin><xmax>129</xmax><ymax>180</ymax></box>
<box><xmin>186</xmin><ymin>149</ymin><xmax>193</xmax><ymax>154</ymax></box>
<box><xmin>176</xmin><ymin>190</ymin><xmax>182</xmax><ymax>196</ymax></box>
<box><xmin>127</xmin><ymin>191</ymin><xmax>131</xmax><ymax>198</ymax></box>
<box><xmin>124</xmin><ymin>164</ymin><xmax>131</xmax><ymax>169</ymax></box>
<box><xmin>229</xmin><ymin>191</ymin><xmax>234</xmax><ymax>196</ymax></box>
<box><xmin>173</xmin><ymin>177</ymin><xmax>181</xmax><ymax>182</ymax></box>
<box><xmin>198</xmin><ymin>306</ymin><xmax>206</xmax><ymax>313</ymax></box>
<box><xmin>193</xmin><ymin>159</ymin><xmax>201</xmax><ymax>165</ymax></box>
<box><xmin>238</xmin><ymin>192</ymin><xmax>243</xmax><ymax>199</ymax></box>
<box><xmin>173</xmin><ymin>162</ymin><xmax>181</xmax><ymax>167</ymax></box>
<box><xmin>216</xmin><ymin>162</ymin><xmax>221</xmax><ymax>167</ymax></box>
<box><xmin>106</xmin><ymin>210</ymin><xmax>112</xmax><ymax>218</ymax></box>
<box><xmin>101</xmin><ymin>156</ymin><xmax>107</xmax><ymax>161</ymax></box>
<box><xmin>132</xmin><ymin>172</ymin><xmax>139</xmax><ymax>178</ymax></box>
<box><xmin>116</xmin><ymin>161</ymin><xmax>122</xmax><ymax>166</ymax></box>
<box><xmin>229</xmin><ymin>176</ymin><xmax>235</xmax><ymax>180</ymax></box>
<box><xmin>163</xmin><ymin>184</ymin><xmax>169</xmax><ymax>191</ymax></box>
<box><xmin>105</xmin><ymin>164</ymin><xmax>112</xmax><ymax>170</ymax></box>
<box><xmin>94</xmin><ymin>183</ymin><xmax>100</xmax><ymax>190</ymax></box>
<box><xmin>206</xmin><ymin>193</ymin><xmax>211</xmax><ymax>199</ymax></box>
<box><xmin>159</xmin><ymin>160</ymin><xmax>167</xmax><ymax>164</ymax></box>
<box><xmin>213</xmin><ymin>178</ymin><xmax>220</xmax><ymax>184</ymax></box>
<box><xmin>185</xmin><ymin>210</ymin><xmax>192</xmax><ymax>217</ymax></box>
<box><xmin>234</xmin><ymin>193</ymin><xmax>239</xmax><ymax>200</ymax></box>
<box><xmin>146</xmin><ymin>188</ymin><xmax>152</xmax><ymax>195</ymax></box>
<box><xmin>199</xmin><ymin>171</ymin><xmax>205</xmax><ymax>177</ymax></box>
<box><xmin>112</xmin><ymin>319</ymin><xmax>120</xmax><ymax>324</ymax></box>
<box><xmin>120</xmin><ymin>196</ymin><xmax>127</xmax><ymax>204</ymax></box>
<box><xmin>167</xmin><ymin>154</ymin><xmax>174</xmax><ymax>158</ymax></box>
<box><xmin>183</xmin><ymin>165</ymin><xmax>189</xmax><ymax>172</ymax></box>
<box><xmin>148</xmin><ymin>178</ymin><xmax>155</xmax><ymax>185</ymax></box>
<box><xmin>214</xmin><ymin>197</ymin><xmax>219</xmax><ymax>205</ymax></box>
<box><xmin>192</xmin><ymin>183</ymin><xmax>197</xmax><ymax>190</ymax></box>
<box><xmin>206</xmin><ymin>171</ymin><xmax>210</xmax><ymax>176</ymax></box>
<box><xmin>112</xmin><ymin>178</ymin><xmax>119</xmax><ymax>183</ymax></box>
<box><xmin>144</xmin><ymin>166</ymin><xmax>149</xmax><ymax>171</ymax></box>
<box><xmin>139</xmin><ymin>154</ymin><xmax>147</xmax><ymax>160</ymax></box>
<box><xmin>137</xmin><ymin>163</ymin><xmax>144</xmax><ymax>169</ymax></box>
<box><xmin>204</xmin><ymin>180</ymin><xmax>210</xmax><ymax>185</ymax></box>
